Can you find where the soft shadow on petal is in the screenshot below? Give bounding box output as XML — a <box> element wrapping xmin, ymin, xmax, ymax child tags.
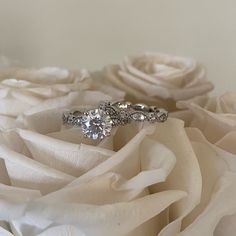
<box><xmin>114</xmin><ymin>138</ymin><xmax>176</xmax><ymax>190</ymax></box>
<box><xmin>104</xmin><ymin>53</ymin><xmax>213</xmax><ymax>111</ymax></box>
<box><xmin>182</xmin><ymin>128</ymin><xmax>229</xmax><ymax>228</ymax></box>
<box><xmin>214</xmin><ymin>214</ymin><xmax>236</xmax><ymax>236</ymax></box>
<box><xmin>5</xmin><ymin>133</ymin><xmax>178</xmax><ymax>235</ymax></box>
<box><xmin>37</xmin><ymin>225</ymin><xmax>86</xmax><ymax>236</ymax></box>
<box><xmin>215</xmin><ymin>131</ymin><xmax>236</xmax><ymax>155</ymax></box>
<box><xmin>37</xmin><ymin>137</ymin><xmax>176</xmax><ymax>205</ymax></box>
<box><xmin>15</xmin><ymin>90</ymin><xmax>114</xmax><ymax>135</ymax></box>
<box><xmin>179</xmin><ymin>172</ymin><xmax>236</xmax><ymax>236</ymax></box>
<box><xmin>0</xmin><ymin>226</ymin><xmax>13</xmax><ymax>236</ymax></box>
<box><xmin>0</xmin><ymin>68</ymin><xmax>92</xmax><ymax>118</ymax></box>
<box><xmin>38</xmin><ymin>172</ymin><xmax>148</xmax><ymax>205</ymax></box>
<box><xmin>66</xmin><ymin>125</ymin><xmax>154</xmax><ymax>186</ymax></box>
<box><xmin>0</xmin><ymin>144</ymin><xmax>74</xmax><ymax>194</ymax></box>
<box><xmin>19</xmin><ymin>91</ymin><xmax>113</xmax><ymax>120</ymax></box>
<box><xmin>177</xmin><ymin>93</ymin><xmax>236</xmax><ymax>143</ymax></box>
<box><xmin>26</xmin><ymin>191</ymin><xmax>186</xmax><ymax>236</ymax></box>
<box><xmin>181</xmin><ymin>128</ymin><xmax>236</xmax><ymax>236</ymax></box>
<box><xmin>0</xmin><ymin>184</ymin><xmax>40</xmax><ymax>221</ymax></box>
<box><xmin>0</xmin><ymin>115</ymin><xmax>19</xmax><ymax>131</ymax></box>
<box><xmin>15</xmin><ymin>128</ymin><xmax>114</xmax><ymax>177</ymax></box>
<box><xmin>149</xmin><ymin>119</ymin><xmax>202</xmax><ymax>236</ymax></box>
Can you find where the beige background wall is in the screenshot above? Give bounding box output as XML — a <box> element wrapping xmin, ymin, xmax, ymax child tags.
<box><xmin>0</xmin><ymin>0</ymin><xmax>236</xmax><ymax>94</ymax></box>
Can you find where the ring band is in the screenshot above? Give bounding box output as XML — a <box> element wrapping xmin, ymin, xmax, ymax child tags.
<box><xmin>63</xmin><ymin>101</ymin><xmax>168</xmax><ymax>140</ymax></box>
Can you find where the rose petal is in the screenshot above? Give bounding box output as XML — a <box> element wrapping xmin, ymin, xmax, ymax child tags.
<box><xmin>150</xmin><ymin>119</ymin><xmax>202</xmax><ymax>236</ymax></box>
<box><xmin>0</xmin><ymin>144</ymin><xmax>74</xmax><ymax>194</ymax></box>
<box><xmin>15</xmin><ymin>128</ymin><xmax>114</xmax><ymax>177</ymax></box>
<box><xmin>26</xmin><ymin>190</ymin><xmax>186</xmax><ymax>236</ymax></box>
<box><xmin>179</xmin><ymin>172</ymin><xmax>236</xmax><ymax>236</ymax></box>
<box><xmin>37</xmin><ymin>225</ymin><xmax>86</xmax><ymax>236</ymax></box>
<box><xmin>104</xmin><ymin>53</ymin><xmax>213</xmax><ymax>110</ymax></box>
<box><xmin>215</xmin><ymin>131</ymin><xmax>236</xmax><ymax>154</ymax></box>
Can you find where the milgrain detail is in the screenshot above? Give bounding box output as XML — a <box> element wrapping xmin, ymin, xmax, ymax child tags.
<box><xmin>63</xmin><ymin>101</ymin><xmax>168</xmax><ymax>140</ymax></box>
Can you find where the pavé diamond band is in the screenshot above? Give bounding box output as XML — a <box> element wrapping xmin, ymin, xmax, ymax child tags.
<box><xmin>62</xmin><ymin>101</ymin><xmax>168</xmax><ymax>140</ymax></box>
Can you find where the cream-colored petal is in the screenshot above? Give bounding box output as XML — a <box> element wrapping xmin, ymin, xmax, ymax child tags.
<box><xmin>149</xmin><ymin>119</ymin><xmax>202</xmax><ymax>236</ymax></box>
<box><xmin>20</xmin><ymin>91</ymin><xmax>112</xmax><ymax>116</ymax></box>
<box><xmin>0</xmin><ymin>95</ymin><xmax>33</xmax><ymax>117</ymax></box>
<box><xmin>214</xmin><ymin>214</ymin><xmax>236</xmax><ymax>236</ymax></box>
<box><xmin>118</xmin><ymin>70</ymin><xmax>172</xmax><ymax>99</ymax></box>
<box><xmin>104</xmin><ymin>53</ymin><xmax>213</xmax><ymax>111</ymax></box>
<box><xmin>16</xmin><ymin>128</ymin><xmax>114</xmax><ymax>177</ymax></box>
<box><xmin>39</xmin><ymin>172</ymin><xmax>147</xmax><ymax>205</ymax></box>
<box><xmin>104</xmin><ymin>65</ymin><xmax>158</xmax><ymax>103</ymax></box>
<box><xmin>170</xmin><ymin>82</ymin><xmax>214</xmax><ymax>100</ymax></box>
<box><xmin>0</xmin><ymin>158</ymin><xmax>10</xmax><ymax>185</ymax></box>
<box><xmin>215</xmin><ymin>131</ymin><xmax>236</xmax><ymax>154</ymax></box>
<box><xmin>67</xmin><ymin>125</ymin><xmax>154</xmax><ymax>186</ymax></box>
<box><xmin>177</xmin><ymin>95</ymin><xmax>236</xmax><ymax>142</ymax></box>
<box><xmin>179</xmin><ymin>172</ymin><xmax>236</xmax><ymax>236</ymax></box>
<box><xmin>114</xmin><ymin>138</ymin><xmax>176</xmax><ymax>190</ymax></box>
<box><xmin>0</xmin><ymin>115</ymin><xmax>18</xmax><ymax>131</ymax></box>
<box><xmin>39</xmin><ymin>138</ymin><xmax>176</xmax><ymax>205</ymax></box>
<box><xmin>18</xmin><ymin>108</ymin><xmax>63</xmax><ymax>134</ymax></box>
<box><xmin>0</xmin><ymin>184</ymin><xmax>40</xmax><ymax>221</ymax></box>
<box><xmin>182</xmin><ymin>128</ymin><xmax>229</xmax><ymax>228</ymax></box>
<box><xmin>26</xmin><ymin>190</ymin><xmax>186</xmax><ymax>236</ymax></box>
<box><xmin>37</xmin><ymin>225</ymin><xmax>86</xmax><ymax>236</ymax></box>
<box><xmin>0</xmin><ymin>144</ymin><xmax>74</xmax><ymax>194</ymax></box>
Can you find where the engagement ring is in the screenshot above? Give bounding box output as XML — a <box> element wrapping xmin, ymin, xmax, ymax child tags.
<box><xmin>63</xmin><ymin>101</ymin><xmax>168</xmax><ymax>140</ymax></box>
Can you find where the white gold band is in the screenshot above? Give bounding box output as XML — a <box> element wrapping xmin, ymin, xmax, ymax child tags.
<box><xmin>63</xmin><ymin>101</ymin><xmax>168</xmax><ymax>140</ymax></box>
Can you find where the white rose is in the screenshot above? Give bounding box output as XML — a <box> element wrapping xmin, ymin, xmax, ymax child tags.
<box><xmin>172</xmin><ymin>91</ymin><xmax>236</xmax><ymax>236</ymax></box>
<box><xmin>176</xmin><ymin>91</ymin><xmax>236</xmax><ymax>143</ymax></box>
<box><xmin>0</xmin><ymin>94</ymin><xmax>236</xmax><ymax>235</ymax></box>
<box><xmin>104</xmin><ymin>53</ymin><xmax>214</xmax><ymax>110</ymax></box>
<box><xmin>0</xmin><ymin>98</ymin><xmax>190</xmax><ymax>235</ymax></box>
<box><xmin>0</xmin><ymin>67</ymin><xmax>91</xmax><ymax>118</ymax></box>
<box><xmin>0</xmin><ymin>65</ymin><xmax>236</xmax><ymax>236</ymax></box>
<box><xmin>0</xmin><ymin>65</ymin><xmax>124</xmax><ymax>131</ymax></box>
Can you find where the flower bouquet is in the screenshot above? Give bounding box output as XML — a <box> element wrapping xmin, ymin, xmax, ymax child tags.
<box><xmin>0</xmin><ymin>53</ymin><xmax>235</xmax><ymax>236</ymax></box>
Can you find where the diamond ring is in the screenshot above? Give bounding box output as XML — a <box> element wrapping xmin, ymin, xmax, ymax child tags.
<box><xmin>62</xmin><ymin>101</ymin><xmax>168</xmax><ymax>140</ymax></box>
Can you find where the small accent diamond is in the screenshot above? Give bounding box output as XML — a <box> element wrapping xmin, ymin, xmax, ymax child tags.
<box><xmin>130</xmin><ymin>112</ymin><xmax>146</xmax><ymax>121</ymax></box>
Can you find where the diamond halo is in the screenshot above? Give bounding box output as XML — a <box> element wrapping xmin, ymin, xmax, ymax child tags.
<box><xmin>63</xmin><ymin>101</ymin><xmax>168</xmax><ymax>140</ymax></box>
<box><xmin>80</xmin><ymin>109</ymin><xmax>113</xmax><ymax>140</ymax></box>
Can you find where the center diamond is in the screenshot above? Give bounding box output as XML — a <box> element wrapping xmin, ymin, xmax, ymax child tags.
<box><xmin>81</xmin><ymin>109</ymin><xmax>113</xmax><ymax>140</ymax></box>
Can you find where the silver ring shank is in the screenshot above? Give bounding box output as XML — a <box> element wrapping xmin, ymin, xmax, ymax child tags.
<box><xmin>63</xmin><ymin>101</ymin><xmax>168</xmax><ymax>127</ymax></box>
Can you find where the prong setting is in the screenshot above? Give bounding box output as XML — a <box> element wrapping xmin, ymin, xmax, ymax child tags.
<box><xmin>63</xmin><ymin>101</ymin><xmax>168</xmax><ymax>140</ymax></box>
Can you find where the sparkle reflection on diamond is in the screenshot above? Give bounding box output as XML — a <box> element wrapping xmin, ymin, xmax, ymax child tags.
<box><xmin>81</xmin><ymin>109</ymin><xmax>113</xmax><ymax>140</ymax></box>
